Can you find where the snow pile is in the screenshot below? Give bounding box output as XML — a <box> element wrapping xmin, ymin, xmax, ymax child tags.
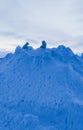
<box><xmin>0</xmin><ymin>42</ymin><xmax>83</xmax><ymax>130</ymax></box>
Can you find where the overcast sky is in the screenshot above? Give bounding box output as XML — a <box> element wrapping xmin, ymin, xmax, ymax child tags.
<box><xmin>0</xmin><ymin>0</ymin><xmax>83</xmax><ymax>53</ymax></box>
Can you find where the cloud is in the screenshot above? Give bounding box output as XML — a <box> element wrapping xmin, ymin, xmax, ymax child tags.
<box><xmin>0</xmin><ymin>0</ymin><xmax>83</xmax><ymax>53</ymax></box>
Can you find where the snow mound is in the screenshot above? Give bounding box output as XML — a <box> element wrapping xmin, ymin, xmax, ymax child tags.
<box><xmin>0</xmin><ymin>42</ymin><xmax>83</xmax><ymax>130</ymax></box>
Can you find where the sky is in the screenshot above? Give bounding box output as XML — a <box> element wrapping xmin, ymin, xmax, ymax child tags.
<box><xmin>0</xmin><ymin>0</ymin><xmax>83</xmax><ymax>53</ymax></box>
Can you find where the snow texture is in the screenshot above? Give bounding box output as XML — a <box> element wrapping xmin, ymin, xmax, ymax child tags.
<box><xmin>0</xmin><ymin>43</ymin><xmax>83</xmax><ymax>130</ymax></box>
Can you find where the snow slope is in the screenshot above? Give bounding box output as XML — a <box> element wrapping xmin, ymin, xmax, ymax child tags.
<box><xmin>0</xmin><ymin>50</ymin><xmax>9</xmax><ymax>58</ymax></box>
<box><xmin>0</xmin><ymin>43</ymin><xmax>83</xmax><ymax>130</ymax></box>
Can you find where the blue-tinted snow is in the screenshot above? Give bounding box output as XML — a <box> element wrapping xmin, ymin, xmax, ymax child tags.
<box><xmin>0</xmin><ymin>43</ymin><xmax>83</xmax><ymax>130</ymax></box>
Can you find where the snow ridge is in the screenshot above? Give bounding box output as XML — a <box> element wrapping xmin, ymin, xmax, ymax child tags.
<box><xmin>0</xmin><ymin>42</ymin><xmax>83</xmax><ymax>130</ymax></box>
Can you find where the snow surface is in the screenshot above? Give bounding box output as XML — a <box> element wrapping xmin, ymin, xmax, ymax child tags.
<box><xmin>0</xmin><ymin>44</ymin><xmax>83</xmax><ymax>130</ymax></box>
<box><xmin>0</xmin><ymin>51</ymin><xmax>9</xmax><ymax>58</ymax></box>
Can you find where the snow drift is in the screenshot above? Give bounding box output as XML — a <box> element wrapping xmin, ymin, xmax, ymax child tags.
<box><xmin>0</xmin><ymin>42</ymin><xmax>83</xmax><ymax>130</ymax></box>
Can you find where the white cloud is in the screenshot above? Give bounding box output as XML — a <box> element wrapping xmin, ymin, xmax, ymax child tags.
<box><xmin>0</xmin><ymin>0</ymin><xmax>83</xmax><ymax>53</ymax></box>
